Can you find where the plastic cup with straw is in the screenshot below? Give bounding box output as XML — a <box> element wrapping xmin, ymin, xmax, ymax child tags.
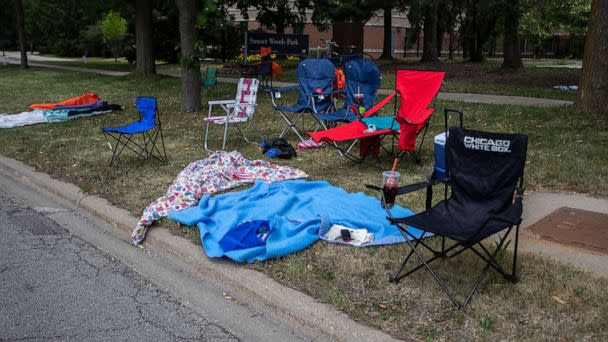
<box><xmin>382</xmin><ymin>158</ymin><xmax>400</xmax><ymax>208</ymax></box>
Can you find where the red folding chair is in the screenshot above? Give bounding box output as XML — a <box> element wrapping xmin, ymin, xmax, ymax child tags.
<box><xmin>308</xmin><ymin>70</ymin><xmax>446</xmax><ymax>168</ymax></box>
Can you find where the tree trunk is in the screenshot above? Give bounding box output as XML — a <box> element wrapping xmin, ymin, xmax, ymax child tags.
<box><xmin>575</xmin><ymin>0</ymin><xmax>608</xmax><ymax>114</ymax></box>
<box><xmin>136</xmin><ymin>0</ymin><xmax>156</xmax><ymax>76</ymax></box>
<box><xmin>14</xmin><ymin>0</ymin><xmax>28</xmax><ymax>69</ymax></box>
<box><xmin>421</xmin><ymin>2</ymin><xmax>439</xmax><ymax>63</ymax></box>
<box><xmin>275</xmin><ymin>4</ymin><xmax>286</xmax><ymax>34</ymax></box>
<box><xmin>501</xmin><ymin>0</ymin><xmax>522</xmax><ymax>69</ymax></box>
<box><xmin>176</xmin><ymin>0</ymin><xmax>201</xmax><ymax>113</ymax></box>
<box><xmin>379</xmin><ymin>5</ymin><xmax>393</xmax><ymax>60</ymax></box>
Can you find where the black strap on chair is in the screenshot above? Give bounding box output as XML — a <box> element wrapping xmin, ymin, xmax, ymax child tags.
<box><xmin>369</xmin><ymin>126</ymin><xmax>528</xmax><ymax>308</ymax></box>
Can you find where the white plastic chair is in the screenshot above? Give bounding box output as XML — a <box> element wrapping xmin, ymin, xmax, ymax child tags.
<box><xmin>204</xmin><ymin>78</ymin><xmax>262</xmax><ymax>151</ymax></box>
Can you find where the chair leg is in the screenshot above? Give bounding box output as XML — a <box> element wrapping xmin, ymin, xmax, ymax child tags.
<box><xmin>222</xmin><ymin>118</ymin><xmax>229</xmax><ymax>150</ymax></box>
<box><xmin>278</xmin><ymin>111</ymin><xmax>306</xmax><ymax>142</ymax></box>
<box><xmin>394</xmin><ymin>227</ymin><xmax>516</xmax><ymax>308</ymax></box>
<box><xmin>146</xmin><ymin>127</ymin><xmax>168</xmax><ymax>165</ymax></box>
<box><xmin>204</xmin><ymin>104</ymin><xmax>213</xmax><ymax>152</ymax></box>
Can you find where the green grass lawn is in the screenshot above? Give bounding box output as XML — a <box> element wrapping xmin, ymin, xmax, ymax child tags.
<box><xmin>33</xmin><ymin>54</ymin><xmax>580</xmax><ymax>101</ymax></box>
<box><xmin>0</xmin><ymin>65</ymin><xmax>606</xmax><ymax>341</ymax></box>
<box><xmin>41</xmin><ymin>57</ymin><xmax>137</xmax><ymax>72</ymax></box>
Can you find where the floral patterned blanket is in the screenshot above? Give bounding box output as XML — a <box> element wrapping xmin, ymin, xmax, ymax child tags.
<box><xmin>132</xmin><ymin>150</ymin><xmax>308</xmax><ymax>244</ymax></box>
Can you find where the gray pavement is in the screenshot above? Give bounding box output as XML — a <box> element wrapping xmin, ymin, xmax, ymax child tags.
<box><xmin>0</xmin><ymin>156</ymin><xmax>330</xmax><ymax>342</ymax></box>
<box><xmin>0</xmin><ymin>187</ymin><xmax>239</xmax><ymax>342</ymax></box>
<box><xmin>1</xmin><ymin>55</ymin><xmax>573</xmax><ymax>108</ymax></box>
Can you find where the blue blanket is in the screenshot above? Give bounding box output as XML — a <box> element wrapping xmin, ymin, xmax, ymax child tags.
<box><xmin>169</xmin><ymin>180</ymin><xmax>425</xmax><ymax>263</ymax></box>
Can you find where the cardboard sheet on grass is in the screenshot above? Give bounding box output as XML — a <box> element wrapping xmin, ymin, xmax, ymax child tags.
<box><xmin>528</xmin><ymin>207</ymin><xmax>608</xmax><ymax>253</ymax></box>
<box><xmin>170</xmin><ymin>179</ymin><xmax>426</xmax><ymax>263</ymax></box>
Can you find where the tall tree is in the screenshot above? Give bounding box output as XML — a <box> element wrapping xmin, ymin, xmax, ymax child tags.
<box><xmin>575</xmin><ymin>0</ymin><xmax>608</xmax><ymax>114</ymax></box>
<box><xmin>379</xmin><ymin>4</ymin><xmax>393</xmax><ymax>59</ymax></box>
<box><xmin>502</xmin><ymin>0</ymin><xmax>523</xmax><ymax>68</ymax></box>
<box><xmin>460</xmin><ymin>0</ymin><xmax>499</xmax><ymax>62</ymax></box>
<box><xmin>421</xmin><ymin>1</ymin><xmax>439</xmax><ymax>62</ymax></box>
<box><xmin>135</xmin><ymin>0</ymin><xmax>156</xmax><ymax>75</ymax></box>
<box><xmin>15</xmin><ymin>0</ymin><xmax>28</xmax><ymax>69</ymax></box>
<box><xmin>176</xmin><ymin>0</ymin><xmax>201</xmax><ymax>113</ymax></box>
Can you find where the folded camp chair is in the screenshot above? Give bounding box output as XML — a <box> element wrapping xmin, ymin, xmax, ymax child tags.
<box><xmin>328</xmin><ymin>59</ymin><xmax>381</xmax><ymax>122</ymax></box>
<box><xmin>367</xmin><ymin>126</ymin><xmax>528</xmax><ymax>308</ymax></box>
<box><xmin>267</xmin><ymin>58</ymin><xmax>336</xmax><ymax>142</ymax></box>
<box><xmin>202</xmin><ymin>67</ymin><xmax>218</xmax><ymax>94</ymax></box>
<box><xmin>204</xmin><ymin>77</ymin><xmax>261</xmax><ymax>151</ymax></box>
<box><xmin>309</xmin><ymin>70</ymin><xmax>445</xmax><ymax>167</ymax></box>
<box><xmin>102</xmin><ymin>97</ymin><xmax>167</xmax><ymax>166</ymax></box>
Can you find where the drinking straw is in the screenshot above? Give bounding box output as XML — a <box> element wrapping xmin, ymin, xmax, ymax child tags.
<box><xmin>389</xmin><ymin>157</ymin><xmax>398</xmax><ymax>180</ymax></box>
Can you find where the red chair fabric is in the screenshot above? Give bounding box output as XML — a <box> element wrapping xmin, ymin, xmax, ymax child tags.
<box><xmin>309</xmin><ymin>70</ymin><xmax>444</xmax><ymax>156</ymax></box>
<box><xmin>29</xmin><ymin>93</ymin><xmax>100</xmax><ymax>110</ymax></box>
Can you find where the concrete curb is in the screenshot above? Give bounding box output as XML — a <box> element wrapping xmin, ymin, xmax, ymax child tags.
<box><xmin>0</xmin><ymin>155</ymin><xmax>400</xmax><ymax>342</ymax></box>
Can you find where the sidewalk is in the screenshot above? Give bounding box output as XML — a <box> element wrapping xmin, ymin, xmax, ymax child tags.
<box><xmin>1</xmin><ymin>56</ymin><xmax>574</xmax><ymax>108</ymax></box>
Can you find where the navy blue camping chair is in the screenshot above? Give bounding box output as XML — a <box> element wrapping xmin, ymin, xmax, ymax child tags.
<box><xmin>102</xmin><ymin>97</ymin><xmax>167</xmax><ymax>166</ymax></box>
<box><xmin>329</xmin><ymin>59</ymin><xmax>381</xmax><ymax>122</ymax></box>
<box><xmin>267</xmin><ymin>58</ymin><xmax>336</xmax><ymax>142</ymax></box>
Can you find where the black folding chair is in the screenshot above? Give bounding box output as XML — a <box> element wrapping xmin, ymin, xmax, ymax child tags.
<box><xmin>102</xmin><ymin>97</ymin><xmax>167</xmax><ymax>166</ymax></box>
<box><xmin>367</xmin><ymin>126</ymin><xmax>528</xmax><ymax>308</ymax></box>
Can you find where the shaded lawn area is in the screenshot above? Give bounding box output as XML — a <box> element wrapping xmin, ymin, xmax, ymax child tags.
<box><xmin>222</xmin><ymin>57</ymin><xmax>580</xmax><ymax>101</ymax></box>
<box><xmin>42</xmin><ymin>58</ymin><xmax>137</xmax><ymax>72</ymax></box>
<box><xmin>38</xmin><ymin>55</ymin><xmax>579</xmax><ymax>101</ymax></box>
<box><xmin>0</xmin><ymin>65</ymin><xmax>607</xmax><ymax>341</ymax></box>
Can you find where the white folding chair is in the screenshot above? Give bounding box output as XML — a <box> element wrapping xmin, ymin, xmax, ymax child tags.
<box><xmin>204</xmin><ymin>78</ymin><xmax>262</xmax><ymax>151</ymax></box>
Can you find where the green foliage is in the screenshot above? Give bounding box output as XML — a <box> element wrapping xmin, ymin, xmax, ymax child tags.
<box><xmin>519</xmin><ymin>0</ymin><xmax>591</xmax><ymax>54</ymax></box>
<box><xmin>311</xmin><ymin>0</ymin><xmax>376</xmax><ymax>29</ymax></box>
<box><xmin>101</xmin><ymin>10</ymin><xmax>127</xmax><ymax>60</ymax></box>
<box><xmin>81</xmin><ymin>20</ymin><xmax>107</xmax><ymax>56</ymax></box>
<box><xmin>101</xmin><ymin>10</ymin><xmax>127</xmax><ymax>44</ymax></box>
<box><xmin>22</xmin><ymin>0</ymin><xmax>128</xmax><ymax>57</ymax></box>
<box><xmin>237</xmin><ymin>0</ymin><xmax>310</xmax><ymax>33</ymax></box>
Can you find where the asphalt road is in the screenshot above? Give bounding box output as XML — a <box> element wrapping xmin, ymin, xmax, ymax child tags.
<box><xmin>0</xmin><ymin>187</ymin><xmax>239</xmax><ymax>342</ymax></box>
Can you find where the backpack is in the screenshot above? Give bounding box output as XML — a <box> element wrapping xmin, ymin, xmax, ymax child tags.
<box><xmin>271</xmin><ymin>62</ymin><xmax>283</xmax><ymax>77</ymax></box>
<box><xmin>261</xmin><ymin>138</ymin><xmax>297</xmax><ymax>159</ymax></box>
<box><xmin>334</xmin><ymin>68</ymin><xmax>346</xmax><ymax>90</ymax></box>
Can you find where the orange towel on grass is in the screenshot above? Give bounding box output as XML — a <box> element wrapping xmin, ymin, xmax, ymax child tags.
<box><xmin>29</xmin><ymin>93</ymin><xmax>100</xmax><ymax>110</ymax></box>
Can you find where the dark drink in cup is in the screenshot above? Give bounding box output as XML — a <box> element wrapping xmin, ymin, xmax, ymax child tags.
<box><xmin>382</xmin><ymin>184</ymin><xmax>398</xmax><ymax>207</ymax></box>
<box><xmin>381</xmin><ymin>171</ymin><xmax>400</xmax><ymax>208</ymax></box>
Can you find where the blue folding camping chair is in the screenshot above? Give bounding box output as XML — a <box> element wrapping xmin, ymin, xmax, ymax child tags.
<box><xmin>330</xmin><ymin>59</ymin><xmax>381</xmax><ymax>122</ymax></box>
<box><xmin>267</xmin><ymin>58</ymin><xmax>336</xmax><ymax>142</ymax></box>
<box><xmin>102</xmin><ymin>97</ymin><xmax>167</xmax><ymax>166</ymax></box>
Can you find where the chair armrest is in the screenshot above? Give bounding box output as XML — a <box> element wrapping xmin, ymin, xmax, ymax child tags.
<box><xmin>365</xmin><ymin>181</ymin><xmax>430</xmax><ymax>196</ymax></box>
<box><xmin>264</xmin><ymin>85</ymin><xmax>298</xmax><ymax>93</ymax></box>
<box><xmin>362</xmin><ymin>92</ymin><xmax>395</xmax><ymax>118</ymax></box>
<box><xmin>366</xmin><ymin>177</ymin><xmax>441</xmax><ymax>214</ymax></box>
<box><xmin>208</xmin><ymin>99</ymin><xmax>236</xmax><ymax>105</ymax></box>
<box><xmin>226</xmin><ymin>103</ymin><xmax>257</xmax><ymax>108</ymax></box>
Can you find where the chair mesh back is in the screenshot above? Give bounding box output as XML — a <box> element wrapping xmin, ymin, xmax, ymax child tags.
<box><xmin>234</xmin><ymin>78</ymin><xmax>259</xmax><ymax>118</ymax></box>
<box><xmin>447</xmin><ymin>127</ymin><xmax>528</xmax><ymax>208</ymax></box>
<box><xmin>136</xmin><ymin>97</ymin><xmax>157</xmax><ymax>126</ymax></box>
<box><xmin>344</xmin><ymin>59</ymin><xmax>381</xmax><ymax>110</ymax></box>
<box><xmin>296</xmin><ymin>58</ymin><xmax>335</xmax><ymax>111</ymax></box>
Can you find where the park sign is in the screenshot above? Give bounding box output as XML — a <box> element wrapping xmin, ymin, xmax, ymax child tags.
<box><xmin>246</xmin><ymin>32</ymin><xmax>309</xmax><ymax>55</ymax></box>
